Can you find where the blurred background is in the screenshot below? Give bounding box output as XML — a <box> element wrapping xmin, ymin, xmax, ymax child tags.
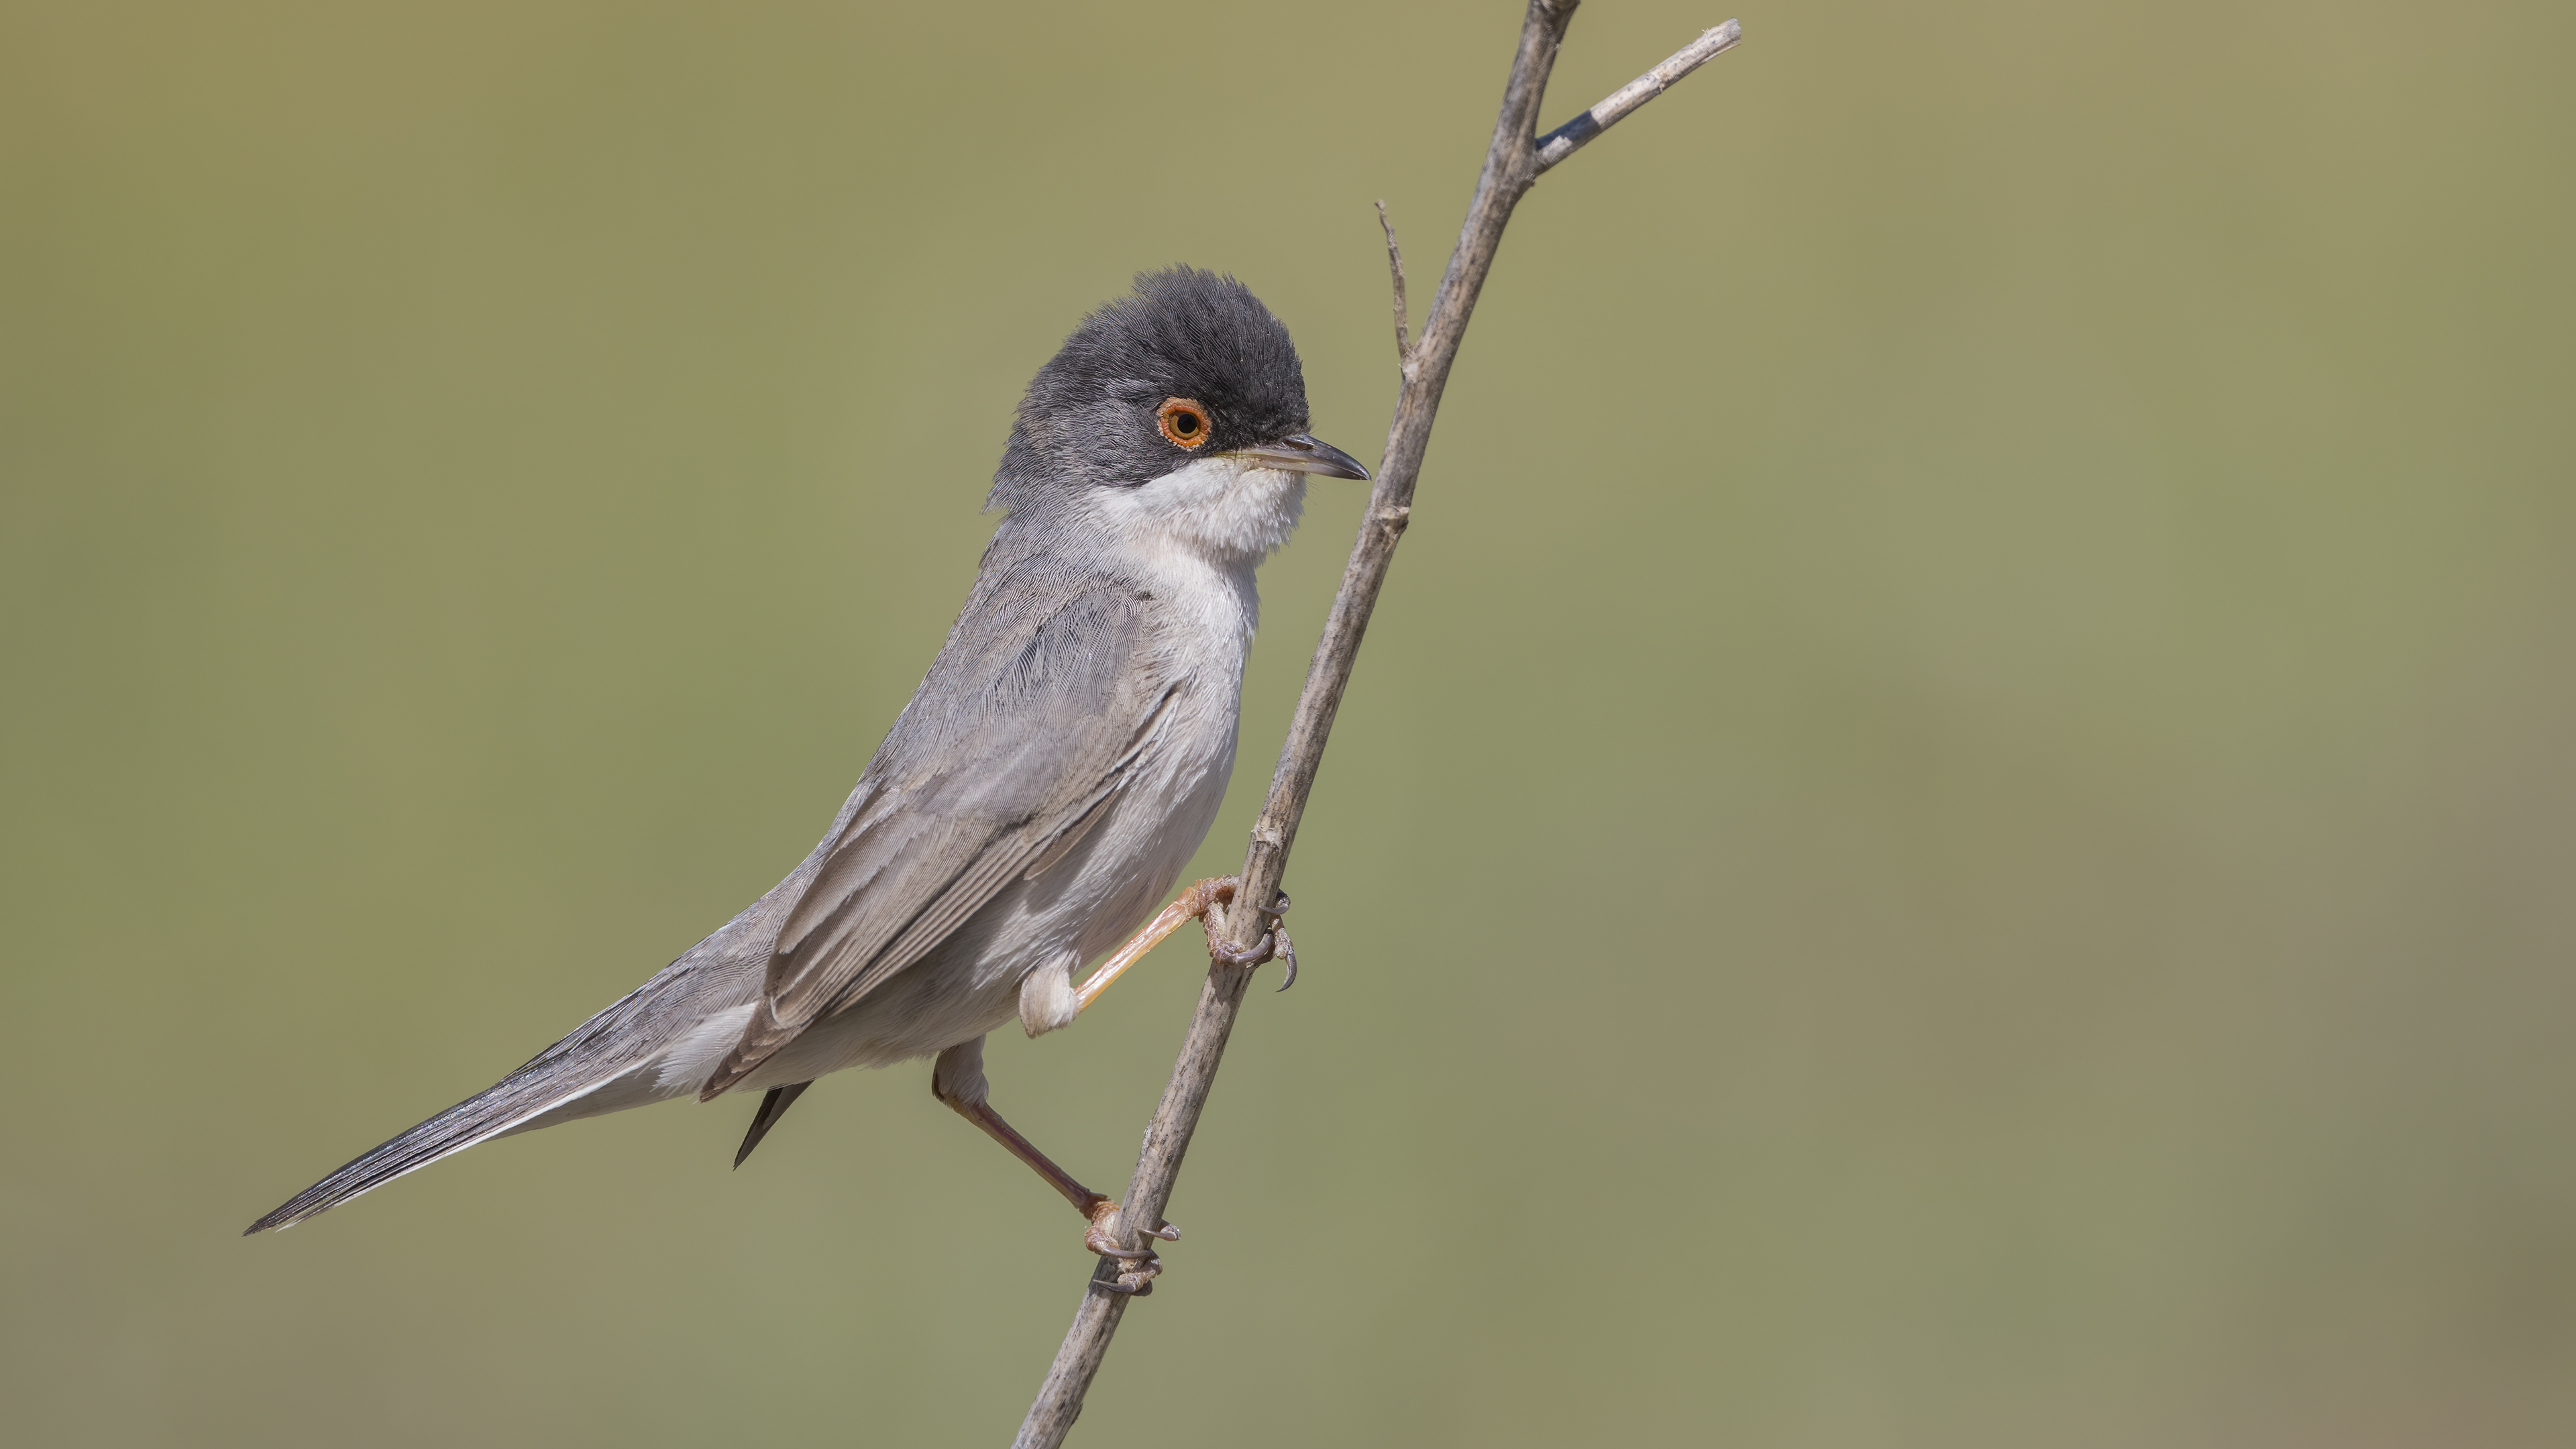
<box><xmin>5</xmin><ymin>1</ymin><xmax>2572</xmax><ymax>1444</ymax></box>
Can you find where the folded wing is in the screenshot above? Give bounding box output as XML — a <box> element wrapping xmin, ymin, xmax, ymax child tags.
<box><xmin>699</xmin><ymin>576</ymin><xmax>1179</xmax><ymax>1099</ymax></box>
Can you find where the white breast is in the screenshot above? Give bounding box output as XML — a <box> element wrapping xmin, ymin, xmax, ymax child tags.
<box><xmin>997</xmin><ymin>458</ymin><xmax>1307</xmax><ymax>1002</ymax></box>
<box><xmin>1047</xmin><ymin>458</ymin><xmax>1307</xmax><ymax>953</ymax></box>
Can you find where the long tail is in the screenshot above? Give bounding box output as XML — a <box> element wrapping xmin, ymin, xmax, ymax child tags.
<box><xmin>242</xmin><ymin>1055</ymin><xmax>654</xmax><ymax>1234</ymax></box>
<box><xmin>245</xmin><ymin>950</ymin><xmax>771</xmax><ymax>1234</ymax></box>
<box><xmin>243</xmin><ymin>870</ymin><xmax>803</xmax><ymax>1235</ymax></box>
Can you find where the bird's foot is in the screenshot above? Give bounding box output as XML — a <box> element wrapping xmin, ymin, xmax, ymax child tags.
<box><xmin>1074</xmin><ymin>879</ymin><xmax>1299</xmax><ymax>1016</ymax></box>
<box><xmin>1083</xmin><ymin>1195</ymin><xmax>1179</xmax><ymax>1295</ymax></box>
<box><xmin>1198</xmin><ymin>881</ymin><xmax>1294</xmax><ymax>989</ymax></box>
<box><xmin>1205</xmin><ymin>884</ymin><xmax>1296</xmax><ymax>989</ymax></box>
<box><xmin>1207</xmin><ymin>924</ymin><xmax>1298</xmax><ymax>990</ymax></box>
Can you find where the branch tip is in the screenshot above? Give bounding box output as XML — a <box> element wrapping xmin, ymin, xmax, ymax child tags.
<box><xmin>1375</xmin><ymin>200</ymin><xmax>1411</xmax><ymax>365</ymax></box>
<box><xmin>1534</xmin><ymin>18</ymin><xmax>1741</xmax><ymax>175</ymax></box>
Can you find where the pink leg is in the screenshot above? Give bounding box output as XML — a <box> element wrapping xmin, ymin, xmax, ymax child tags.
<box><xmin>1073</xmin><ymin>876</ymin><xmax>1291</xmax><ymax>1014</ymax></box>
<box><xmin>932</xmin><ymin>1040</ymin><xmax>1179</xmax><ymax>1293</ymax></box>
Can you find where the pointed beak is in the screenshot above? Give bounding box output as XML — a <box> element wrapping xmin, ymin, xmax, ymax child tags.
<box><xmin>1224</xmin><ymin>433</ymin><xmax>1373</xmax><ymax>481</ymax></box>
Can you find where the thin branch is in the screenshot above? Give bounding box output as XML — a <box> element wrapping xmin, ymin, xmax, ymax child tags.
<box><xmin>1536</xmin><ymin>20</ymin><xmax>1741</xmax><ymax>174</ymax></box>
<box><xmin>1375</xmin><ymin>199</ymin><xmax>1411</xmax><ymax>365</ymax></box>
<box><xmin>1012</xmin><ymin>7</ymin><xmax>1741</xmax><ymax>1444</ymax></box>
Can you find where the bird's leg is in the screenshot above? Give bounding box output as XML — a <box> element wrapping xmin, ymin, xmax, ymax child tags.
<box><xmin>1072</xmin><ymin>877</ymin><xmax>1293</xmax><ymax>1014</ymax></box>
<box><xmin>930</xmin><ymin>1038</ymin><xmax>1177</xmax><ymax>1294</ymax></box>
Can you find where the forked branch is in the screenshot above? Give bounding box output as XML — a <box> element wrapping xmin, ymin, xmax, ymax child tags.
<box><xmin>1012</xmin><ymin>7</ymin><xmax>1742</xmax><ymax>1444</ymax></box>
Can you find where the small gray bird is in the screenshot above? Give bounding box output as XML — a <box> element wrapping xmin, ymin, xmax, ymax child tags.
<box><xmin>247</xmin><ymin>268</ymin><xmax>1367</xmax><ymax>1279</ymax></box>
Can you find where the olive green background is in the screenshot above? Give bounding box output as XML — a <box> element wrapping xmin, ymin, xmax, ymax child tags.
<box><xmin>5</xmin><ymin>1</ymin><xmax>2571</xmax><ymax>1444</ymax></box>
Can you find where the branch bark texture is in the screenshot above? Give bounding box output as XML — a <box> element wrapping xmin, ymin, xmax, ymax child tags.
<box><xmin>1012</xmin><ymin>7</ymin><xmax>1740</xmax><ymax>1444</ymax></box>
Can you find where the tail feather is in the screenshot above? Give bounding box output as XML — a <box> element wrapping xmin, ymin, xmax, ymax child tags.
<box><xmin>732</xmin><ymin>1081</ymin><xmax>812</xmax><ymax>1169</ymax></box>
<box><xmin>243</xmin><ymin>1067</ymin><xmax>633</xmax><ymax>1235</ymax></box>
<box><xmin>242</xmin><ymin>873</ymin><xmax>794</xmax><ymax>1235</ymax></box>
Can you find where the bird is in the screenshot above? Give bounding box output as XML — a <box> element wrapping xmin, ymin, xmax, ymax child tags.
<box><xmin>245</xmin><ymin>268</ymin><xmax>1369</xmax><ymax>1289</ymax></box>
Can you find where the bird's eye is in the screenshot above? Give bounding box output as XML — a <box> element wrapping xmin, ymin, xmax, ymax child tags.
<box><xmin>1157</xmin><ymin>398</ymin><xmax>1212</xmax><ymax>449</ymax></box>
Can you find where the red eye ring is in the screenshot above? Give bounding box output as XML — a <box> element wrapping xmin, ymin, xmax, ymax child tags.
<box><xmin>1157</xmin><ymin>397</ymin><xmax>1212</xmax><ymax>449</ymax></box>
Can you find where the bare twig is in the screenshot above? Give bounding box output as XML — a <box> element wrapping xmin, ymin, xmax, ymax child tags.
<box><xmin>1012</xmin><ymin>7</ymin><xmax>1741</xmax><ymax>1444</ymax></box>
<box><xmin>1375</xmin><ymin>200</ymin><xmax>1411</xmax><ymax>364</ymax></box>
<box><xmin>1535</xmin><ymin>19</ymin><xmax>1741</xmax><ymax>174</ymax></box>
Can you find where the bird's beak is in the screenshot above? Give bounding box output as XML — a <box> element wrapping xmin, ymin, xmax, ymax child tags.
<box><xmin>1224</xmin><ymin>433</ymin><xmax>1373</xmax><ymax>481</ymax></box>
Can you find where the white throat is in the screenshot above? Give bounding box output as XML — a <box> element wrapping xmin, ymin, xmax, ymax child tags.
<box><xmin>1088</xmin><ymin>454</ymin><xmax>1308</xmax><ymax>574</ymax></box>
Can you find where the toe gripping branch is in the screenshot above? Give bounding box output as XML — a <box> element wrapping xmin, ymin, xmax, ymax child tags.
<box><xmin>1201</xmin><ymin>879</ymin><xmax>1297</xmax><ymax>990</ymax></box>
<box><xmin>1083</xmin><ymin>1194</ymin><xmax>1182</xmax><ymax>1297</ymax></box>
<box><xmin>1070</xmin><ymin>877</ymin><xmax>1300</xmax><ymax>1020</ymax></box>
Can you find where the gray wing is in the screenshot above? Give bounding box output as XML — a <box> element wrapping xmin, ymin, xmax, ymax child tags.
<box><xmin>698</xmin><ymin>574</ymin><xmax>1179</xmax><ymax>1098</ymax></box>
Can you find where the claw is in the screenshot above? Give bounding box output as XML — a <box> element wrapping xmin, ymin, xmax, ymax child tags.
<box><xmin>1084</xmin><ymin>1197</ymin><xmax>1179</xmax><ymax>1262</ymax></box>
<box><xmin>1209</xmin><ymin>930</ymin><xmax>1274</xmax><ymax>968</ymax></box>
<box><xmin>1085</xmin><ymin>1204</ymin><xmax>1169</xmax><ymax>1293</ymax></box>
<box><xmin>1090</xmin><ymin>1222</ymin><xmax>1180</xmax><ymax>1250</ymax></box>
<box><xmin>1097</xmin><ymin>1263</ymin><xmax>1160</xmax><ymax>1296</ymax></box>
<box><xmin>1273</xmin><ymin>927</ymin><xmax>1297</xmax><ymax>991</ymax></box>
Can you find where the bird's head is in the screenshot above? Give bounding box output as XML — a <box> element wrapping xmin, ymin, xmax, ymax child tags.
<box><xmin>991</xmin><ymin>268</ymin><xmax>1370</xmax><ymax>564</ymax></box>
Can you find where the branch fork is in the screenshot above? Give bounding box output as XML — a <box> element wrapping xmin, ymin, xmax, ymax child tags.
<box><xmin>1013</xmin><ymin>8</ymin><xmax>1741</xmax><ymax>1444</ymax></box>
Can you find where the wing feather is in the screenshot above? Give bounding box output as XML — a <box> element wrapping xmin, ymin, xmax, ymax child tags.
<box><xmin>699</xmin><ymin>579</ymin><xmax>1182</xmax><ymax>1098</ymax></box>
